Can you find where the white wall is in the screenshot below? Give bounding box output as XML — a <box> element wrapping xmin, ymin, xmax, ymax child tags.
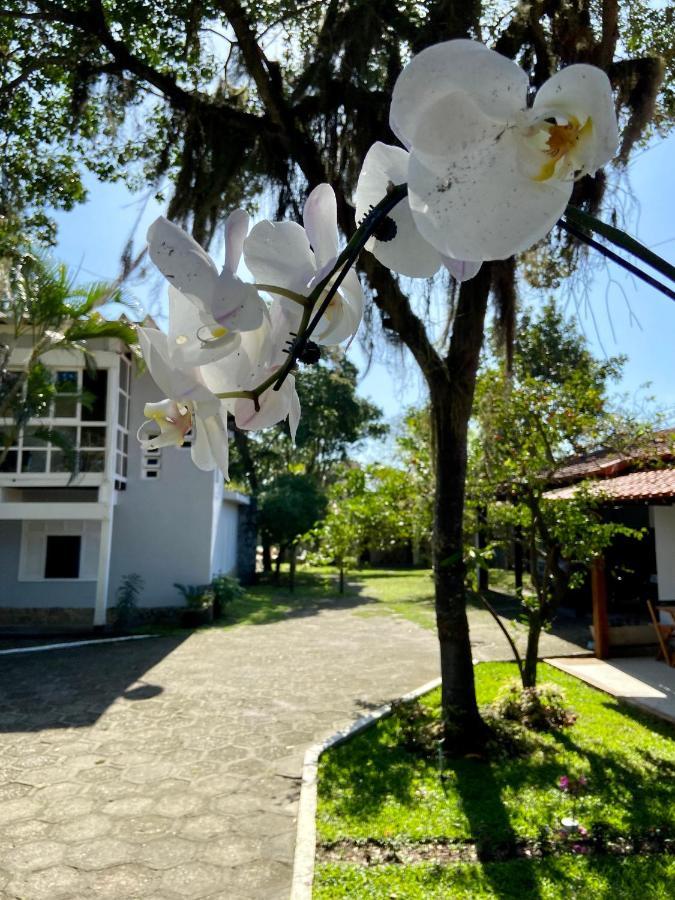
<box><xmin>652</xmin><ymin>505</ymin><xmax>675</xmax><ymax>602</ymax></box>
<box><xmin>211</xmin><ymin>497</ymin><xmax>241</xmax><ymax>577</ymax></box>
<box><xmin>108</xmin><ymin>373</ymin><xmax>218</xmax><ymax>607</ymax></box>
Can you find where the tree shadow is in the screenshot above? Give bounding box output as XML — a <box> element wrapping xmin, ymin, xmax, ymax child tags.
<box><xmin>0</xmin><ymin>635</ymin><xmax>187</xmax><ymax>732</ymax></box>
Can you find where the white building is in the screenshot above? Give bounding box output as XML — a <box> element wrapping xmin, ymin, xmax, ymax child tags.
<box><xmin>0</xmin><ymin>333</ymin><xmax>250</xmax><ymax>628</ymax></box>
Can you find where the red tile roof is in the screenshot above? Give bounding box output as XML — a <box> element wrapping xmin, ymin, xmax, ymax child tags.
<box><xmin>545</xmin><ymin>468</ymin><xmax>675</xmax><ymax>503</ymax></box>
<box><xmin>551</xmin><ymin>430</ymin><xmax>675</xmax><ymax>484</ymax></box>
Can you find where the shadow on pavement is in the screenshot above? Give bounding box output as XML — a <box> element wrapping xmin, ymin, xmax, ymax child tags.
<box><xmin>0</xmin><ymin>635</ymin><xmax>188</xmax><ymax>733</ymax></box>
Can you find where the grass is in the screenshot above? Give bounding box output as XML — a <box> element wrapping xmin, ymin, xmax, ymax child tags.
<box><xmin>315</xmin><ymin>662</ymin><xmax>675</xmax><ymax>897</ymax></box>
<box><xmin>315</xmin><ymin>856</ymin><xmax>675</xmax><ymax>899</ymax></box>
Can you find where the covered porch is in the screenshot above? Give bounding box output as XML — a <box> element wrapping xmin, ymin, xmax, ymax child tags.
<box><xmin>548</xmin><ymin>656</ymin><xmax>675</xmax><ymax>726</ymax></box>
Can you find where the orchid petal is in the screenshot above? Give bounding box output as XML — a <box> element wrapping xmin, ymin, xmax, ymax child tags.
<box><xmin>407</xmin><ymin>91</ymin><xmax>570</xmax><ymax>260</ymax></box>
<box><xmin>168</xmin><ymin>287</ymin><xmax>240</xmax><ymax>368</ymax></box>
<box><xmin>303</xmin><ymin>184</ymin><xmax>339</xmax><ymax>269</ymax></box>
<box><xmin>210</xmin><ymin>271</ymin><xmax>266</xmax><ymax>333</ymax></box>
<box><xmin>355</xmin><ymin>142</ymin><xmax>441</xmax><ymax>277</ymax></box>
<box><xmin>138</xmin><ymin>326</ymin><xmax>216</xmax><ymax>406</ymax></box>
<box><xmin>441</xmin><ymin>257</ymin><xmax>482</xmax><ymax>282</ymax></box>
<box><xmin>288</xmin><ymin>377</ymin><xmax>301</xmax><ymax>442</ymax></box>
<box><xmin>234</xmin><ymin>377</ymin><xmax>294</xmax><ymax>432</ymax></box>
<box><xmin>244</xmin><ymin>220</ymin><xmax>316</xmax><ymax>295</ymax></box>
<box><xmin>533</xmin><ymin>64</ymin><xmax>618</xmax><ymax>174</ymax></box>
<box><xmin>191</xmin><ymin>416</ymin><xmax>216</xmax><ymax>471</ymax></box>
<box><xmin>224</xmin><ymin>208</ymin><xmax>250</xmax><ymax>274</ymax></box>
<box><xmin>390</xmin><ymin>40</ymin><xmax>527</xmax><ymax>149</ymax></box>
<box><xmin>147</xmin><ymin>216</ymin><xmax>217</xmax><ymax>305</ymax></box>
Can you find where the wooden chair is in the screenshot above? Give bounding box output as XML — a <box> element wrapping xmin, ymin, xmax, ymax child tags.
<box><xmin>647</xmin><ymin>600</ymin><xmax>675</xmax><ymax>667</ymax></box>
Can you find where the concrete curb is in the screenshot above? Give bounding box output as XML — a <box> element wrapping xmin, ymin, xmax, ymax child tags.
<box><xmin>0</xmin><ymin>634</ymin><xmax>160</xmax><ymax>656</ymax></box>
<box><xmin>289</xmin><ymin>677</ymin><xmax>442</xmax><ymax>900</ymax></box>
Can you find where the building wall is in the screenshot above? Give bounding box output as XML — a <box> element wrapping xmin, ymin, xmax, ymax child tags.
<box><xmin>108</xmin><ymin>372</ymin><xmax>218</xmax><ymax>608</ymax></box>
<box><xmin>210</xmin><ymin>486</ymin><xmax>248</xmax><ymax>578</ymax></box>
<box><xmin>0</xmin><ymin>520</ymin><xmax>96</xmax><ymax>609</ymax></box>
<box><xmin>652</xmin><ymin>505</ymin><xmax>675</xmax><ymax>602</ymax></box>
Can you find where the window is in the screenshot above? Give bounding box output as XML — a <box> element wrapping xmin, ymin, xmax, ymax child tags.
<box><xmin>19</xmin><ymin>521</ymin><xmax>99</xmax><ymax>581</ymax></box>
<box><xmin>141</xmin><ymin>444</ymin><xmax>161</xmax><ymax>479</ymax></box>
<box><xmin>44</xmin><ymin>535</ymin><xmax>81</xmax><ymax>579</ymax></box>
<box><xmin>115</xmin><ymin>354</ymin><xmax>131</xmax><ymax>484</ymax></box>
<box><xmin>0</xmin><ymin>368</ymin><xmax>108</xmax><ymax>475</ymax></box>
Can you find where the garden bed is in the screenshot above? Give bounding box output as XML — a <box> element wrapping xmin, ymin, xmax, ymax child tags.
<box><xmin>314</xmin><ymin>662</ymin><xmax>675</xmax><ymax>898</ymax></box>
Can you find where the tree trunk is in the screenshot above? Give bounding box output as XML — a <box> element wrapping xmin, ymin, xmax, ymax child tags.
<box><xmin>339</xmin><ymin>563</ymin><xmax>345</xmax><ymax>594</ymax></box>
<box><xmin>262</xmin><ymin>536</ymin><xmax>272</xmax><ymax>574</ymax></box>
<box><xmin>429</xmin><ymin>266</ymin><xmax>493</xmax><ymax>754</ymax></box>
<box><xmin>274</xmin><ymin>546</ymin><xmax>283</xmax><ymax>584</ymax></box>
<box><xmin>523</xmin><ymin>610</ymin><xmax>543</xmax><ymax>688</ymax></box>
<box><xmin>289</xmin><ymin>543</ymin><xmax>297</xmax><ymax>592</ymax></box>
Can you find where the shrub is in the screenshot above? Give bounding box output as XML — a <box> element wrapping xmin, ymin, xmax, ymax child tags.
<box><xmin>115</xmin><ymin>573</ymin><xmax>144</xmax><ymax>630</ymax></box>
<box><xmin>210</xmin><ymin>573</ymin><xmax>244</xmax><ymax>618</ymax></box>
<box><xmin>174</xmin><ymin>583</ymin><xmax>214</xmax><ymax>609</ymax></box>
<box><xmin>490</xmin><ymin>680</ymin><xmax>577</xmax><ymax>732</ymax></box>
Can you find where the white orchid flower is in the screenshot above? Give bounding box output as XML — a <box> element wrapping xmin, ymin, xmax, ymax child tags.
<box><xmin>147</xmin><ymin>210</ymin><xmax>266</xmax><ymax>359</ymax></box>
<box><xmin>390</xmin><ymin>40</ymin><xmax>619</xmax><ymax>261</ymax></box>
<box><xmin>137</xmin><ymin>327</ymin><xmax>230</xmax><ymax>477</ymax></box>
<box><xmin>243</xmin><ymin>183</ymin><xmax>364</xmax><ymax>345</ymax></box>
<box><xmin>201</xmin><ymin>298</ymin><xmax>301</xmax><ymax>438</ymax></box>
<box><xmin>354</xmin><ymin>141</ymin><xmax>482</xmax><ymax>282</ymax></box>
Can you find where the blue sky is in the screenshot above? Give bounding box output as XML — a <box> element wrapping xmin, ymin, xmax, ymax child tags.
<box><xmin>53</xmin><ymin>133</ymin><xmax>675</xmax><ymax>430</ymax></box>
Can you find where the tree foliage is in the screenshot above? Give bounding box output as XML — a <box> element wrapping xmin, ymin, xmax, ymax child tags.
<box><xmin>3</xmin><ymin>0</ymin><xmax>672</xmax><ymax>746</ymax></box>
<box><xmin>471</xmin><ymin>300</ymin><xmax>646</xmax><ymax>685</ymax></box>
<box><xmin>230</xmin><ymin>355</ymin><xmax>386</xmax><ymax>492</ymax></box>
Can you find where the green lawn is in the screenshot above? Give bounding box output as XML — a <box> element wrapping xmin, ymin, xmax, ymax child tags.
<box><xmin>315</xmin><ymin>662</ymin><xmax>675</xmax><ymax>897</ymax></box>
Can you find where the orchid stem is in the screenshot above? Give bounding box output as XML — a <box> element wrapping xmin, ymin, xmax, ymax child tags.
<box><xmin>255</xmin><ymin>284</ymin><xmax>310</xmax><ymax>307</ymax></box>
<box><xmin>560</xmin><ymin>219</ymin><xmax>675</xmax><ymax>303</ymax></box>
<box><xmin>565</xmin><ymin>205</ymin><xmax>675</xmax><ymax>286</ymax></box>
<box><xmin>272</xmin><ymin>183</ymin><xmax>409</xmax><ymax>392</ymax></box>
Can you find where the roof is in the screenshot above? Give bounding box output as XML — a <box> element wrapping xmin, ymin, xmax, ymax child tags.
<box><xmin>552</xmin><ymin>429</ymin><xmax>675</xmax><ymax>484</ymax></box>
<box><xmin>545</xmin><ymin>469</ymin><xmax>675</xmax><ymax>503</ymax></box>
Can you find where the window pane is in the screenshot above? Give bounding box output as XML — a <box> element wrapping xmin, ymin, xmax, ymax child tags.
<box><xmin>49</xmin><ymin>452</ymin><xmax>74</xmax><ymax>473</ymax></box>
<box><xmin>20</xmin><ymin>450</ymin><xmax>47</xmax><ymax>472</ymax></box>
<box><xmin>22</xmin><ymin>426</ymin><xmax>49</xmax><ymax>448</ymax></box>
<box><xmin>0</xmin><ymin>427</ymin><xmax>18</xmax><ymax>449</ymax></box>
<box><xmin>0</xmin><ymin>449</ymin><xmax>18</xmax><ymax>472</ymax></box>
<box><xmin>44</xmin><ymin>535</ymin><xmax>81</xmax><ymax>578</ymax></box>
<box><xmin>48</xmin><ymin>426</ymin><xmax>77</xmax><ymax>449</ymax></box>
<box><xmin>79</xmin><ymin>451</ymin><xmax>105</xmax><ymax>472</ymax></box>
<box><xmin>81</xmin><ymin>426</ymin><xmax>106</xmax><ymax>448</ymax></box>
<box><xmin>117</xmin><ymin>394</ymin><xmax>128</xmax><ymax>428</ymax></box>
<box><xmin>53</xmin><ymin>371</ymin><xmax>78</xmax><ymax>418</ymax></box>
<box><xmin>82</xmin><ymin>370</ymin><xmax>107</xmax><ymax>421</ymax></box>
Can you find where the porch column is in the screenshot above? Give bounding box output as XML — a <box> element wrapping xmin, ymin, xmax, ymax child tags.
<box><xmin>93</xmin><ymin>508</ymin><xmax>114</xmax><ymax>628</ymax></box>
<box><xmin>591</xmin><ymin>555</ymin><xmax>610</xmax><ymax>659</ymax></box>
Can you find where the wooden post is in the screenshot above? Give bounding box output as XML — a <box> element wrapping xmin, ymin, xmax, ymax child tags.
<box><xmin>591</xmin><ymin>555</ymin><xmax>610</xmax><ymax>659</ymax></box>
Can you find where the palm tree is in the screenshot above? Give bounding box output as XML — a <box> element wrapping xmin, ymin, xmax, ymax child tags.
<box><xmin>0</xmin><ymin>253</ymin><xmax>137</xmax><ymax>466</ymax></box>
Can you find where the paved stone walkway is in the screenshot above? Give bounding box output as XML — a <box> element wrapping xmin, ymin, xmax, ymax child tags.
<box><xmin>0</xmin><ymin>604</ymin><xmax>439</xmax><ymax>899</ymax></box>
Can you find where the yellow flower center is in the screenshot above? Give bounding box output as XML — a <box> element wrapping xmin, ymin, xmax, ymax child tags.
<box><xmin>211</xmin><ymin>326</ymin><xmax>229</xmax><ymax>338</ymax></box>
<box><xmin>534</xmin><ymin>116</ymin><xmax>593</xmax><ymax>182</ymax></box>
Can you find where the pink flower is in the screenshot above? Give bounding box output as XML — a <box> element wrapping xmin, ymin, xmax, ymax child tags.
<box><xmin>559</xmin><ymin>776</ymin><xmax>570</xmax><ymax>791</ymax></box>
<box><xmin>571</xmin><ymin>843</ymin><xmax>589</xmax><ymax>855</ymax></box>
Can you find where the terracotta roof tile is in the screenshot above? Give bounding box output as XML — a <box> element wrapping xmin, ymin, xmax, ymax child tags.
<box><xmin>551</xmin><ymin>429</ymin><xmax>675</xmax><ymax>483</ymax></box>
<box><xmin>545</xmin><ymin>468</ymin><xmax>675</xmax><ymax>502</ymax></box>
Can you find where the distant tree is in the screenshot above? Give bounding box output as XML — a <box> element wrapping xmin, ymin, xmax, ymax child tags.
<box><xmin>0</xmin><ymin>253</ymin><xmax>136</xmax><ymax>467</ymax></box>
<box><xmin>471</xmin><ymin>301</ymin><xmax>645</xmax><ymax>686</ymax></box>
<box><xmin>311</xmin><ymin>461</ymin><xmax>429</xmax><ymax>589</ymax></box>
<box><xmin>231</xmin><ymin>356</ymin><xmax>386</xmax><ymax>492</ymax></box>
<box><xmin>258</xmin><ymin>473</ymin><xmax>327</xmax><ymax>590</ymax></box>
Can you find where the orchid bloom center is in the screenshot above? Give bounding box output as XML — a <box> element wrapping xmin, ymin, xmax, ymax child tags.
<box><xmin>532</xmin><ymin>115</ymin><xmax>593</xmax><ymax>182</ymax></box>
<box><xmin>145</xmin><ymin>401</ymin><xmax>192</xmax><ymax>446</ymax></box>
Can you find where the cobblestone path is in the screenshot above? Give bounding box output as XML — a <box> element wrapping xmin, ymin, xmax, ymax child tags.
<box><xmin>0</xmin><ymin>605</ymin><xmax>438</xmax><ymax>899</ymax></box>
